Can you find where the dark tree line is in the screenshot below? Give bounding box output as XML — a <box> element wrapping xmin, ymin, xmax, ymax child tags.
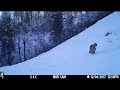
<box><xmin>51</xmin><ymin>12</ymin><xmax>63</xmax><ymax>45</ymax></box>
<box><xmin>0</xmin><ymin>12</ymin><xmax>14</xmax><ymax>65</ymax></box>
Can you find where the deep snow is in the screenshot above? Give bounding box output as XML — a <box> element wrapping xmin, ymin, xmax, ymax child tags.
<box><xmin>0</xmin><ymin>12</ymin><xmax>120</xmax><ymax>75</ymax></box>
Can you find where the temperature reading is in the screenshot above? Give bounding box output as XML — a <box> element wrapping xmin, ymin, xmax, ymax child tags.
<box><xmin>30</xmin><ymin>75</ymin><xmax>37</xmax><ymax>79</ymax></box>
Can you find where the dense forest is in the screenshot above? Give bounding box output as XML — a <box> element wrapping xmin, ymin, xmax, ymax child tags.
<box><xmin>0</xmin><ymin>11</ymin><xmax>113</xmax><ymax>67</ymax></box>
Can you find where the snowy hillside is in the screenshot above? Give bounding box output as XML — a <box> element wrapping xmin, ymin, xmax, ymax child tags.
<box><xmin>0</xmin><ymin>12</ymin><xmax>120</xmax><ymax>75</ymax></box>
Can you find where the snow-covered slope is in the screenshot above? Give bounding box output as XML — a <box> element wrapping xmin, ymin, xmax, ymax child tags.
<box><xmin>0</xmin><ymin>12</ymin><xmax>120</xmax><ymax>75</ymax></box>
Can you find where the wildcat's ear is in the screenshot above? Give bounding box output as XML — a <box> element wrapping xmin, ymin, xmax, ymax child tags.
<box><xmin>94</xmin><ymin>43</ymin><xmax>97</xmax><ymax>46</ymax></box>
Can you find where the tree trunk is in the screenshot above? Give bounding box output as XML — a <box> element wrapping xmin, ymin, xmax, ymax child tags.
<box><xmin>23</xmin><ymin>31</ymin><xmax>26</xmax><ymax>61</ymax></box>
<box><xmin>18</xmin><ymin>32</ymin><xmax>21</xmax><ymax>62</ymax></box>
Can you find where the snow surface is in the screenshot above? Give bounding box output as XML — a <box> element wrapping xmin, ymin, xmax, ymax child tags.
<box><xmin>0</xmin><ymin>12</ymin><xmax>120</xmax><ymax>75</ymax></box>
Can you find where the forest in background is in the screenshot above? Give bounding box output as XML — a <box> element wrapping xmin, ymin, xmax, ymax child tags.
<box><xmin>0</xmin><ymin>11</ymin><xmax>113</xmax><ymax>67</ymax></box>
